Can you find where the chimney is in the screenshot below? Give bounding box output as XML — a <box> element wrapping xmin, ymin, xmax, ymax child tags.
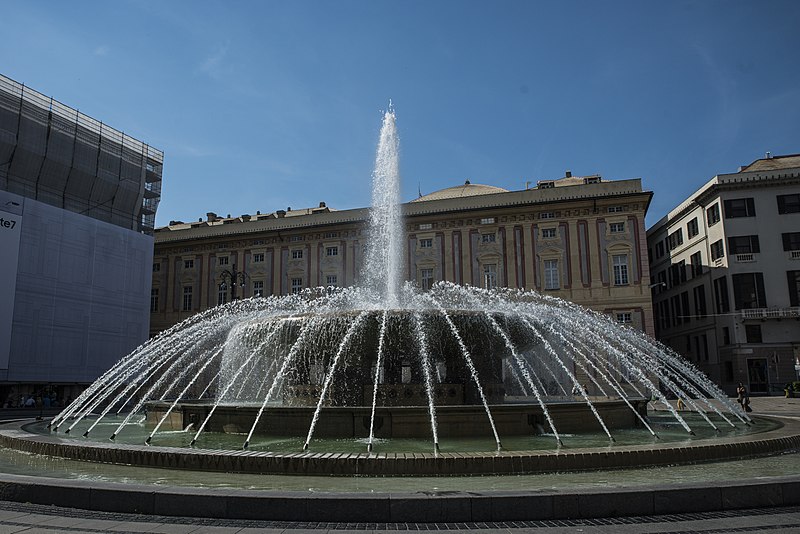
<box><xmin>319</xmin><ymin>201</ymin><xmax>326</xmax><ymax>208</ymax></box>
<box><xmin>766</xmin><ymin>151</ymin><xmax>772</xmax><ymax>159</ymax></box>
<box><xmin>276</xmin><ymin>210</ymin><xmax>286</xmax><ymax>218</ymax></box>
<box><xmin>206</xmin><ymin>212</ymin><xmax>218</xmax><ymax>222</ymax></box>
<box><xmin>565</xmin><ymin>170</ymin><xmax>572</xmax><ymax>178</ymax></box>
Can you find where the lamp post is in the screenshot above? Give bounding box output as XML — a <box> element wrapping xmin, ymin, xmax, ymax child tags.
<box><xmin>218</xmin><ymin>265</ymin><xmax>250</xmax><ymax>301</ymax></box>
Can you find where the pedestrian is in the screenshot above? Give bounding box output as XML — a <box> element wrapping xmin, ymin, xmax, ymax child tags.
<box><xmin>736</xmin><ymin>382</ymin><xmax>746</xmax><ymax>406</ymax></box>
<box><xmin>743</xmin><ymin>387</ymin><xmax>752</xmax><ymax>413</ymax></box>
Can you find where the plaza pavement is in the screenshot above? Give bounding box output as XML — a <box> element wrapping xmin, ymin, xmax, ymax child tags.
<box><xmin>0</xmin><ymin>396</ymin><xmax>797</xmax><ymax>533</ymax></box>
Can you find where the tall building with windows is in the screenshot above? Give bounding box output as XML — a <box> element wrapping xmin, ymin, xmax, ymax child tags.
<box><xmin>152</xmin><ymin>173</ymin><xmax>654</xmax><ymax>338</ymax></box>
<box><xmin>647</xmin><ymin>154</ymin><xmax>800</xmax><ymax>395</ymax></box>
<box><xmin>0</xmin><ymin>73</ymin><xmax>162</xmax><ymax>404</ymax></box>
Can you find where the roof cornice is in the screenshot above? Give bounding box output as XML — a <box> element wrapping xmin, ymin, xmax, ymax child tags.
<box><xmin>155</xmin><ymin>179</ymin><xmax>650</xmax><ymax>244</ymax></box>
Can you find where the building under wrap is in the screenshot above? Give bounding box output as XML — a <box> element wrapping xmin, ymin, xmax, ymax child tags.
<box><xmin>0</xmin><ymin>73</ymin><xmax>162</xmax><ymax>406</ymax></box>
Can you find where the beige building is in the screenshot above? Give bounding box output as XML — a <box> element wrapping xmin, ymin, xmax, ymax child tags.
<box><xmin>647</xmin><ymin>154</ymin><xmax>800</xmax><ymax>395</ymax></box>
<box><xmin>151</xmin><ymin>173</ymin><xmax>654</xmax><ymax>338</ymax></box>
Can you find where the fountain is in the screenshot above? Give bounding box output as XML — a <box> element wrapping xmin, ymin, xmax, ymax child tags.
<box><xmin>10</xmin><ymin>106</ymin><xmax>795</xmax><ymax>480</ymax></box>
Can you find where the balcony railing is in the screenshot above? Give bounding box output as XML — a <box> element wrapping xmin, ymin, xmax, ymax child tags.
<box><xmin>740</xmin><ymin>307</ymin><xmax>800</xmax><ymax>320</ymax></box>
<box><xmin>735</xmin><ymin>253</ymin><xmax>755</xmax><ymax>263</ymax></box>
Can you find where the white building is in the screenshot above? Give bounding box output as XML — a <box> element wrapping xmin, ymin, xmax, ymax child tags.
<box><xmin>647</xmin><ymin>154</ymin><xmax>800</xmax><ymax>395</ymax></box>
<box><xmin>0</xmin><ymin>74</ymin><xmax>161</xmax><ymax>406</ymax></box>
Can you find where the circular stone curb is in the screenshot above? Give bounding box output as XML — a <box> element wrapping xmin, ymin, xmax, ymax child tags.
<box><xmin>1</xmin><ymin>416</ymin><xmax>799</xmax><ymax>476</ymax></box>
<box><xmin>0</xmin><ymin>470</ymin><xmax>798</xmax><ymax>522</ymax></box>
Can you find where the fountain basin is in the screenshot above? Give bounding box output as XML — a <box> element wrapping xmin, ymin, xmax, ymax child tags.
<box><xmin>7</xmin><ymin>414</ymin><xmax>800</xmax><ymax>476</ymax></box>
<box><xmin>147</xmin><ymin>398</ymin><xmax>648</xmax><ymax>438</ymax></box>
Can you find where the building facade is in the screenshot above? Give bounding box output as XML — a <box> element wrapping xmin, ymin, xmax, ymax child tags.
<box><xmin>151</xmin><ymin>174</ymin><xmax>655</xmax><ymax>338</ymax></box>
<box><xmin>647</xmin><ymin>154</ymin><xmax>800</xmax><ymax>395</ymax></box>
<box><xmin>0</xmin><ymin>73</ymin><xmax>162</xmax><ymax>406</ymax></box>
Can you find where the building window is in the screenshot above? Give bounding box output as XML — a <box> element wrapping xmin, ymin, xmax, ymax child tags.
<box><xmin>540</xmin><ymin>212</ymin><xmax>555</xmax><ymax>219</ymax></box>
<box><xmin>152</xmin><ymin>263</ymin><xmax>161</xmax><ymax>272</ymax></box>
<box><xmin>687</xmin><ymin>217</ymin><xmax>699</xmax><ymax>239</ymax></box>
<box><xmin>616</xmin><ymin>312</ymin><xmax>632</xmax><ymax>324</ymax></box>
<box><xmin>710</xmin><ymin>239</ymin><xmax>725</xmax><ymax>261</ymax></box>
<box><xmin>182</xmin><ymin>286</ymin><xmax>193</xmax><ymax>311</ymax></box>
<box><xmin>658</xmin><ymin>299</ymin><xmax>669</xmax><ymax>330</ymax></box>
<box><xmin>541</xmin><ymin>228</ymin><xmax>557</xmax><ymax>239</ymax></box>
<box><xmin>420</xmin><ymin>268</ymin><xmax>434</xmax><ymax>290</ymax></box>
<box><xmin>707</xmin><ymin>204</ymin><xmax>720</xmax><ymax>226</ymax></box>
<box><xmin>777</xmin><ymin>194</ymin><xmax>800</xmax><ymax>214</ymax></box>
<box><xmin>326</xmin><ymin>246</ymin><xmax>339</xmax><ymax>256</ymax></box>
<box><xmin>693</xmin><ymin>284</ymin><xmax>707</xmax><ymax>317</ymax></box>
<box><xmin>724</xmin><ymin>197</ymin><xmax>756</xmax><ymax>218</ymax></box>
<box><xmin>745</xmin><ymin>324</ymin><xmax>763</xmax><ymax>344</ymax></box>
<box><xmin>217</xmin><ymin>256</ymin><xmax>229</xmax><ymax>266</ymax></box>
<box><xmin>669</xmin><ymin>260</ymin><xmax>687</xmax><ymax>287</ymax></box>
<box><xmin>671</xmin><ymin>294</ymin><xmax>682</xmax><ymax>326</ymax></box>
<box><xmin>667</xmin><ymin>229</ymin><xmax>683</xmax><ymax>251</ymax></box>
<box><xmin>252</xmin><ymin>280</ymin><xmax>264</xmax><ymax>297</ymax></box>
<box><xmin>291</xmin><ymin>249</ymin><xmax>304</xmax><ymax>259</ymax></box>
<box><xmin>483</xmin><ymin>264</ymin><xmax>497</xmax><ymax>290</ymax></box>
<box><xmin>724</xmin><ymin>360</ymin><xmax>734</xmax><ymax>381</ymax></box>
<box><xmin>787</xmin><ymin>271</ymin><xmax>800</xmax><ymax>307</ymax></box>
<box><xmin>481</xmin><ymin>233</ymin><xmax>496</xmax><ymax>244</ymax></box>
<box><xmin>655</xmin><ymin>241</ymin><xmax>665</xmax><ymax>258</ymax></box>
<box><xmin>253</xmin><ymin>253</ymin><xmax>265</xmax><ymax>263</ymax></box>
<box><xmin>480</xmin><ymin>217</ymin><xmax>496</xmax><ymax>225</ymax></box>
<box><xmin>184</xmin><ymin>259</ymin><xmax>194</xmax><ymax>269</ymax></box>
<box><xmin>544</xmin><ymin>259</ymin><xmax>559</xmax><ymax>290</ymax></box>
<box><xmin>419</xmin><ymin>238</ymin><xmax>433</xmax><ymax>249</ymax></box>
<box><xmin>681</xmin><ymin>291</ymin><xmax>690</xmax><ymax>323</ymax></box>
<box><xmin>728</xmin><ymin>235</ymin><xmax>760</xmax><ymax>254</ymax></box>
<box><xmin>418</xmin><ymin>223</ymin><xmax>432</xmax><ymax>230</ymax></box>
<box><xmin>723</xmin><ymin>327</ymin><xmax>730</xmax><ymax>345</ymax></box>
<box><xmin>690</xmin><ymin>251</ymin><xmax>703</xmax><ymax>277</ymax></box>
<box><xmin>608</xmin><ymin>206</ymin><xmax>623</xmax><ymax>213</ymax></box>
<box><xmin>732</xmin><ymin>272</ymin><xmax>766</xmax><ymax>310</ymax></box>
<box><xmin>290</xmin><ymin>236</ymin><xmax>303</xmax><ymax>242</ymax></box>
<box><xmin>323</xmin><ymin>231</ymin><xmax>339</xmax><ymax>238</ymax></box>
<box><xmin>150</xmin><ymin>288</ymin><xmax>159</xmax><ymax>313</ymax></box>
<box><xmin>326</xmin><ymin>275</ymin><xmax>338</xmax><ymax>287</ymax></box>
<box><xmin>610</xmin><ymin>222</ymin><xmax>625</xmax><ymax>234</ymax></box>
<box><xmin>218</xmin><ymin>287</ymin><xmax>227</xmax><ymax>306</ymax></box>
<box><xmin>612</xmin><ymin>254</ymin><xmax>629</xmax><ymax>286</ymax></box>
<box><xmin>782</xmin><ymin>232</ymin><xmax>800</xmax><ymax>251</ymax></box>
<box><xmin>291</xmin><ymin>278</ymin><xmax>303</xmax><ymax>294</ymax></box>
<box><xmin>713</xmin><ymin>276</ymin><xmax>729</xmax><ymax>314</ymax></box>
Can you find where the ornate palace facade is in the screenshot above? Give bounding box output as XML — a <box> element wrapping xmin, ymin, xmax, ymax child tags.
<box><xmin>151</xmin><ymin>174</ymin><xmax>654</xmax><ymax>337</ymax></box>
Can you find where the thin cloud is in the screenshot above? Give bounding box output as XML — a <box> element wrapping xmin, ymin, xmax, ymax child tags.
<box><xmin>93</xmin><ymin>45</ymin><xmax>110</xmax><ymax>57</ymax></box>
<box><xmin>198</xmin><ymin>44</ymin><xmax>229</xmax><ymax>80</ymax></box>
<box><xmin>173</xmin><ymin>143</ymin><xmax>218</xmax><ymax>158</ymax></box>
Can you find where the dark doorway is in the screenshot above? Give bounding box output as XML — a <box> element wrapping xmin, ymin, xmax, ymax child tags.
<box><xmin>747</xmin><ymin>358</ymin><xmax>769</xmax><ymax>393</ymax></box>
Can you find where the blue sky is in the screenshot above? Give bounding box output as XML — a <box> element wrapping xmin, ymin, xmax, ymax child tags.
<box><xmin>2</xmin><ymin>1</ymin><xmax>798</xmax><ymax>227</ymax></box>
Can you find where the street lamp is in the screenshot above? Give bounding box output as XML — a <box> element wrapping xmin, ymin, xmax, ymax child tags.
<box><xmin>218</xmin><ymin>265</ymin><xmax>250</xmax><ymax>301</ymax></box>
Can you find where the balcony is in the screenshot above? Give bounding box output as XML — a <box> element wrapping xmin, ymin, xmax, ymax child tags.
<box><xmin>739</xmin><ymin>307</ymin><xmax>800</xmax><ymax>320</ymax></box>
<box><xmin>734</xmin><ymin>253</ymin><xmax>756</xmax><ymax>263</ymax></box>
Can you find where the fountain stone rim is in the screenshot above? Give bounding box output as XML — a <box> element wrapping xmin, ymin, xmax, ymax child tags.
<box><xmin>5</xmin><ymin>415</ymin><xmax>800</xmax><ymax>477</ymax></box>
